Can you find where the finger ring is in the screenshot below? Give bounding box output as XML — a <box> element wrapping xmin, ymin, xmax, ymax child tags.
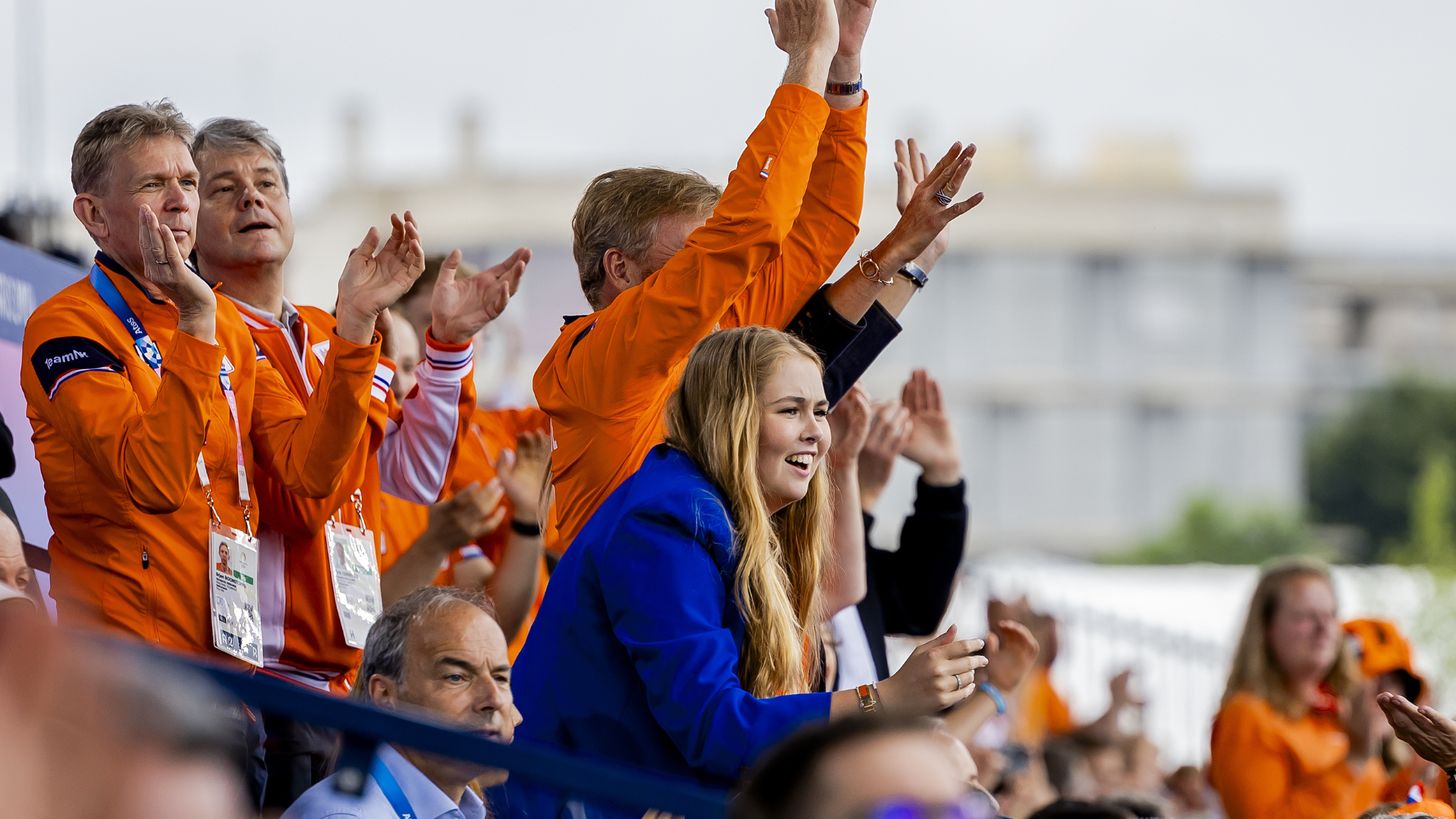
<box><xmin>953</xmin><ymin>672</ymin><xmax>963</xmax><ymax>690</ymax></box>
<box><xmin>152</xmin><ymin>254</ymin><xmax>167</xmax><ymax>265</ymax></box>
<box><xmin>934</xmin><ymin>191</ymin><xmax>954</xmax><ymax>207</ymax></box>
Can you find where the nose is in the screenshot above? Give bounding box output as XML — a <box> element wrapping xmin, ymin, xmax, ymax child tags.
<box><xmin>162</xmin><ymin>178</ymin><xmax>192</xmax><ymax>212</ymax></box>
<box><xmin>239</xmin><ymin>183</ymin><xmax>266</xmax><ymax>210</ymax></box>
<box><xmin>473</xmin><ymin>676</ymin><xmax>506</xmax><ymax>719</ymax></box>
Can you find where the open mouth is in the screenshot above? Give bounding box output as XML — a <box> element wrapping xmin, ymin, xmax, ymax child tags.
<box><xmin>239</xmin><ymin>221</ymin><xmax>273</xmax><ymax>234</ymax></box>
<box><xmin>784</xmin><ymin>453</ymin><xmax>813</xmax><ymax>474</ymax></box>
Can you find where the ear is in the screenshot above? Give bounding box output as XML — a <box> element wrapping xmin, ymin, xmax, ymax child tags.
<box><xmin>367</xmin><ymin>674</ymin><xmax>398</xmax><ymax>707</ymax></box>
<box><xmin>73</xmin><ymin>194</ymin><xmax>108</xmax><ymax>241</ymax></box>
<box><xmin>601</xmin><ymin>247</ymin><xmax>634</xmax><ymax>291</ymax></box>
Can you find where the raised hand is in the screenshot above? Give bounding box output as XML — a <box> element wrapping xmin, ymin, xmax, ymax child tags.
<box><xmin>856</xmin><ymin>400</ymin><xmax>912</xmax><ymax>511</ymax></box>
<box><xmin>429</xmin><ymin>247</ymin><xmax>531</xmax><ymax>345</ymax></box>
<box><xmin>766</xmin><ymin>0</ymin><xmax>838</xmax><ymax>88</ymax></box>
<box><xmin>877</xmin><ymin>625</ymin><xmax>987</xmax><ymax>715</ymax></box>
<box><xmin>894</xmin><ymin>139</ymin><xmax>951</xmax><ymax>271</ymax></box>
<box><xmin>872</xmin><ymin>142</ymin><xmax>984</xmax><ymax>274</ymax></box>
<box><xmin>1379</xmin><ymin>693</ymin><xmax>1456</xmax><ymax>769</ymax></box>
<box><xmin>336</xmin><ymin>212</ymin><xmax>426</xmax><ymax>345</ymax></box>
<box><xmin>496</xmin><ymin>430</ymin><xmax>552</xmax><ymax>527</ymax></box>
<box><xmin>900</xmin><ymin>369</ymin><xmax>961</xmax><ymax>485</ymax></box>
<box><xmin>834</xmin><ymin>0</ymin><xmax>877</xmax><ymax>59</ymax></box>
<box><xmin>827</xmin><ymin>384</ymin><xmax>873</xmax><ymax>469</ymax></box>
<box><xmin>983</xmin><ymin>620</ymin><xmax>1041</xmax><ymax>693</ymax></box>
<box><xmin>137</xmin><ymin>204</ymin><xmax>216</xmax><ymax>342</ymax></box>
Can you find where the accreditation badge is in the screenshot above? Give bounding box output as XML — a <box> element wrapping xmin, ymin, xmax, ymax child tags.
<box><xmin>325</xmin><ymin>520</ymin><xmax>382</xmax><ymax>649</ymax></box>
<box><xmin>209</xmin><ymin>521</ymin><xmax>262</xmax><ymax>666</ymax></box>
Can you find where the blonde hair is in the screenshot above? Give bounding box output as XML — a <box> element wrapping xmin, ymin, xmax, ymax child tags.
<box><xmin>1221</xmin><ymin>557</ymin><xmax>1359</xmax><ymax>718</ymax></box>
<box><xmin>572</xmin><ymin>167</ymin><xmax>721</xmax><ymax>310</ymax></box>
<box><xmin>71</xmin><ymin>100</ymin><xmax>194</xmax><ymax>194</ymax></box>
<box><xmin>665</xmin><ymin>327</ymin><xmax>829</xmax><ymax>698</ymax></box>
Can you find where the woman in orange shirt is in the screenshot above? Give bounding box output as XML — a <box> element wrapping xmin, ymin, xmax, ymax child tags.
<box><xmin>1210</xmin><ymin>559</ymin><xmax>1386</xmax><ymax>818</ymax></box>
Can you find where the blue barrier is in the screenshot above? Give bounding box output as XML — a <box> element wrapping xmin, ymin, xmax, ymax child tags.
<box><xmin>140</xmin><ymin>644</ymin><xmax>730</xmax><ymax>817</ymax></box>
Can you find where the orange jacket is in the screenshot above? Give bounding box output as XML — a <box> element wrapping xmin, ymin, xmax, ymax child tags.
<box><xmin>1009</xmin><ymin>666</ymin><xmax>1076</xmax><ymax>747</ymax></box>
<box><xmin>234</xmin><ymin>298</ymin><xmax>475</xmax><ymax>686</ymax></box>
<box><xmin>535</xmin><ymin>83</ymin><xmax>865</xmax><ymax>550</ymax></box>
<box><xmin>1210</xmin><ymin>692</ymin><xmax>1386</xmax><ymax>818</ymax></box>
<box><xmin>21</xmin><ymin>254</ymin><xmax>378</xmax><ymax>661</ymax></box>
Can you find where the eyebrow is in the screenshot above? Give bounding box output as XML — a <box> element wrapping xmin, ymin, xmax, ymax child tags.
<box><xmin>771</xmin><ymin>395</ymin><xmax>828</xmax><ymax>407</ymax></box>
<box><xmin>434</xmin><ymin>655</ymin><xmax>482</xmax><ymax>674</ymax></box>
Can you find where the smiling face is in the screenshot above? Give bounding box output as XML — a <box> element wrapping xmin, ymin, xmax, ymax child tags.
<box><xmin>194</xmin><ymin>146</ymin><xmax>294</xmax><ymax>275</ymax></box>
<box><xmin>755</xmin><ymin>353</ymin><xmax>830</xmax><ymax>514</ymax></box>
<box><xmin>80</xmin><ymin>136</ymin><xmax>198</xmax><ymax>274</ymax></box>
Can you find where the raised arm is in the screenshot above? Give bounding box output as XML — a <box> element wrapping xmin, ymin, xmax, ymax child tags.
<box><xmin>542</xmin><ymin>0</ymin><xmax>839</xmax><ymax>414</ymax></box>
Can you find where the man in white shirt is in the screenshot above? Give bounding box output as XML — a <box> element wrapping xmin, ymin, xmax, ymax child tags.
<box><xmin>284</xmin><ymin>587</ymin><xmax>517</xmax><ymax>819</ymax></box>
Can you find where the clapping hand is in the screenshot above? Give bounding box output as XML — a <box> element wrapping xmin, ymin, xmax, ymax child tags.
<box><xmin>336</xmin><ymin>212</ymin><xmax>426</xmax><ymax>345</ymax></box>
<box><xmin>983</xmin><ymin>620</ymin><xmax>1041</xmax><ymax>693</ymax></box>
<box><xmin>1378</xmin><ymin>693</ymin><xmax>1456</xmax><ymax>770</ymax></box>
<box><xmin>429</xmin><ymin>247</ymin><xmax>531</xmax><ymax>345</ymax></box>
<box><xmin>828</xmin><ymin>385</ymin><xmax>873</xmax><ymax>470</ymax></box>
<box><xmin>856</xmin><ymin>400</ymin><xmax>912</xmax><ymax>511</ymax></box>
<box><xmin>877</xmin><ymin>142</ymin><xmax>983</xmax><ymax>274</ymax></box>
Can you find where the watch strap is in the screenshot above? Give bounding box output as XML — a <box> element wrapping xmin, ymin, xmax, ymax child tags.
<box><xmin>897</xmin><ymin>261</ymin><xmax>929</xmax><ymax>289</ymax></box>
<box><xmin>826</xmin><ymin>74</ymin><xmax>864</xmax><ymax>96</ymax></box>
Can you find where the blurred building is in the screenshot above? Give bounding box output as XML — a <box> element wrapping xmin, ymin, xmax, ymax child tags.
<box><xmin>1302</xmin><ymin>253</ymin><xmax>1456</xmax><ymax>421</ymax></box>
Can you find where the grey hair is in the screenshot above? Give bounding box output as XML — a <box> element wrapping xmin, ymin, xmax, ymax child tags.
<box><xmin>70</xmin><ymin>100</ymin><xmax>194</xmax><ymax>194</ymax></box>
<box><xmin>191</xmin><ymin>117</ymin><xmax>291</xmax><ymax>194</ymax></box>
<box><xmin>353</xmin><ymin>586</ymin><xmax>496</xmax><ymax>703</ymax></box>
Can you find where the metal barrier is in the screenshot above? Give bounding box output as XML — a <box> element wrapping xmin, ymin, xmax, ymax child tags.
<box><xmin>144</xmin><ymin>645</ymin><xmax>730</xmax><ymax>818</ymax></box>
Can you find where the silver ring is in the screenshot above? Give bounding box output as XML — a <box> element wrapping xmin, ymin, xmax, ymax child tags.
<box><xmin>934</xmin><ymin>191</ymin><xmax>954</xmax><ymax>207</ymax></box>
<box><xmin>953</xmin><ymin>672</ymin><xmax>963</xmax><ymax>690</ymax></box>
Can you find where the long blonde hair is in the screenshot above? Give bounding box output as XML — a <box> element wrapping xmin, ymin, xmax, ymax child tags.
<box><xmin>664</xmin><ymin>327</ymin><xmax>830</xmax><ymax>698</ymax></box>
<box><xmin>1221</xmin><ymin>557</ymin><xmax>1359</xmax><ymax>718</ymax></box>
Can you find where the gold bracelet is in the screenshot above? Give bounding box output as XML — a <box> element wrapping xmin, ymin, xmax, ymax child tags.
<box><xmin>856</xmin><ymin>683</ymin><xmax>881</xmax><ymax>714</ymax></box>
<box><xmin>856</xmin><ymin>251</ymin><xmax>894</xmax><ymax>285</ymax></box>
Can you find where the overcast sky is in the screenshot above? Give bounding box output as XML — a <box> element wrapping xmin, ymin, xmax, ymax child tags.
<box><xmin>2</xmin><ymin>0</ymin><xmax>1453</xmax><ymax>255</ymax></box>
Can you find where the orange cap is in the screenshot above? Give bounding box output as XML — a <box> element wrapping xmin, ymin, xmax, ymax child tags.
<box><xmin>1391</xmin><ymin>800</ymin><xmax>1456</xmax><ymax>818</ymax></box>
<box><xmin>1344</xmin><ymin>617</ymin><xmax>1426</xmax><ymax>700</ymax></box>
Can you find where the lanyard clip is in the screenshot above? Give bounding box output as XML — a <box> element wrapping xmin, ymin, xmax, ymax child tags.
<box><xmin>204</xmin><ymin>486</ymin><xmax>222</xmax><ymax>526</ymax></box>
<box><xmin>351</xmin><ymin>490</ymin><xmax>367</xmax><ymax>531</ymax></box>
<box><xmin>242</xmin><ymin>503</ymin><xmax>254</xmax><ymax>539</ymax></box>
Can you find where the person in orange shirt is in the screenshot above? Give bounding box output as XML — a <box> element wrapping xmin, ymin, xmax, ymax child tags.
<box><xmin>190</xmin><ymin>116</ymin><xmax>530</xmax><ymax>808</ymax></box>
<box><xmin>537</xmin><ymin>0</ymin><xmax>983</xmax><ymax>563</ymax></box>
<box><xmin>1210</xmin><ymin>559</ymin><xmax>1386</xmax><ymax>818</ymax></box>
<box><xmin>1345</xmin><ymin>618</ymin><xmax>1451</xmax><ymax>806</ymax></box>
<box><xmin>22</xmin><ymin>101</ymin><xmax>417</xmax><ymax>807</ymax></box>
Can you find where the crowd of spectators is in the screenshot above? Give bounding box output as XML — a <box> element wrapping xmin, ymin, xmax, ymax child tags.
<box><xmin>4</xmin><ymin>0</ymin><xmax>1456</xmax><ymax>816</ymax></box>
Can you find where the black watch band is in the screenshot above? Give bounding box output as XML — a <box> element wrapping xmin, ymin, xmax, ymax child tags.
<box><xmin>510</xmin><ymin>518</ymin><xmax>543</xmax><ymax>538</ymax></box>
<box><xmin>897</xmin><ymin>261</ymin><xmax>929</xmax><ymax>289</ymax></box>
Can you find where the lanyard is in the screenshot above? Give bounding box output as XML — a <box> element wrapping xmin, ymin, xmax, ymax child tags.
<box><xmin>371</xmin><ymin>756</ymin><xmax>417</xmax><ymax>819</ymax></box>
<box><xmin>89</xmin><ymin>264</ymin><xmax>253</xmax><ymax>533</ymax></box>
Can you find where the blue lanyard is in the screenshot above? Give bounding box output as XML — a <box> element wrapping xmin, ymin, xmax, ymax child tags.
<box><xmin>89</xmin><ymin>264</ymin><xmax>165</xmax><ymax>374</ymax></box>
<box><xmin>371</xmin><ymin>756</ymin><xmax>417</xmax><ymax>819</ymax></box>
<box><xmin>89</xmin><ymin>262</ymin><xmax>253</xmax><ymax>528</ymax></box>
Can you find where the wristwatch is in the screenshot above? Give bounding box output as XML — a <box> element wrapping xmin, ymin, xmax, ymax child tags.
<box><xmin>826</xmin><ymin>74</ymin><xmax>864</xmax><ymax>96</ymax></box>
<box><xmin>896</xmin><ymin>261</ymin><xmax>929</xmax><ymax>289</ymax></box>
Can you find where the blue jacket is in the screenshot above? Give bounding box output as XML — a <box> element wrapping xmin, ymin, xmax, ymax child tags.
<box><xmin>502</xmin><ymin>445</ymin><xmax>830</xmax><ymax>813</ymax></box>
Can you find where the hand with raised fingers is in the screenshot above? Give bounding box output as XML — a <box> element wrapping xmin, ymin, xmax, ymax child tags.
<box><xmin>766</xmin><ymin>0</ymin><xmax>839</xmax><ymax>88</ymax></box>
<box><xmin>983</xmin><ymin>620</ymin><xmax>1041</xmax><ymax>693</ymax></box>
<box><xmin>429</xmin><ymin>247</ymin><xmax>531</xmax><ymax>345</ymax></box>
<box><xmin>828</xmin><ymin>384</ymin><xmax>873</xmax><ymax>470</ymax></box>
<box><xmin>496</xmin><ymin>430</ymin><xmax>552</xmax><ymax>527</ymax></box>
<box><xmin>833</xmin><ymin>0</ymin><xmax>877</xmax><ymax>59</ymax></box>
<box><xmin>336</xmin><ymin>212</ymin><xmax>426</xmax><ymax>345</ymax></box>
<box><xmin>1378</xmin><ymin>693</ymin><xmax>1456</xmax><ymax>769</ymax></box>
<box><xmin>872</xmin><ymin>142</ymin><xmax>984</xmax><ymax>274</ymax></box>
<box><xmin>419</xmin><ymin>481</ymin><xmax>507</xmax><ymax>556</ymax></box>
<box><xmin>137</xmin><ymin>204</ymin><xmax>216</xmax><ymax>342</ymax></box>
<box><xmin>877</xmin><ymin>625</ymin><xmax>987</xmax><ymax>715</ymax></box>
<box><xmin>900</xmin><ymin>369</ymin><xmax>961</xmax><ymax>486</ymax></box>
<box><xmin>894</xmin><ymin>138</ymin><xmax>954</xmax><ymax>272</ymax></box>
<box><xmin>856</xmin><ymin>400</ymin><xmax>912</xmax><ymax>511</ymax></box>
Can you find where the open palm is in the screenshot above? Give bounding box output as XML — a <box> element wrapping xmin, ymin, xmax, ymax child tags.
<box><xmin>430</xmin><ymin>247</ymin><xmax>531</xmax><ymax>344</ymax></box>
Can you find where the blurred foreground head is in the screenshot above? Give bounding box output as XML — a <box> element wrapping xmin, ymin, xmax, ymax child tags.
<box><xmin>731</xmin><ymin>715</ymin><xmax>996</xmax><ymax>819</ymax></box>
<box><xmin>0</xmin><ymin>625</ymin><xmax>249</xmax><ymax>819</ymax></box>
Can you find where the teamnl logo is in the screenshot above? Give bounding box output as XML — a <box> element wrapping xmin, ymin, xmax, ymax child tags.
<box><xmin>44</xmin><ymin>349</ymin><xmax>88</xmax><ymax>370</ymax></box>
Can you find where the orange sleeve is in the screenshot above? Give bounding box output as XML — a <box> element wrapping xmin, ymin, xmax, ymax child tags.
<box><xmin>248</xmin><ymin>324</ymin><xmax>380</xmax><ymax>500</ymax></box>
<box><xmin>538</xmin><ymin>83</ymin><xmax>830</xmax><ymax>419</ymax></box>
<box><xmin>21</xmin><ymin>301</ymin><xmax>223</xmax><ymax>515</ymax></box>
<box><xmin>722</xmin><ymin>94</ymin><xmax>867</xmax><ymax>330</ymax></box>
<box><xmin>1044</xmin><ymin>681</ymin><xmax>1076</xmax><ymax>736</ymax></box>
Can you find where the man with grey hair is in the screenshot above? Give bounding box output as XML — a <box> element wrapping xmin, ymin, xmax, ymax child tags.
<box><xmin>20</xmin><ymin>100</ymin><xmax>433</xmax><ymax>674</ymax></box>
<box><xmin>190</xmin><ymin>115</ymin><xmax>531</xmax><ymax>807</ymax></box>
<box><xmin>283</xmin><ymin>586</ymin><xmax>517</xmax><ymax>819</ymax></box>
